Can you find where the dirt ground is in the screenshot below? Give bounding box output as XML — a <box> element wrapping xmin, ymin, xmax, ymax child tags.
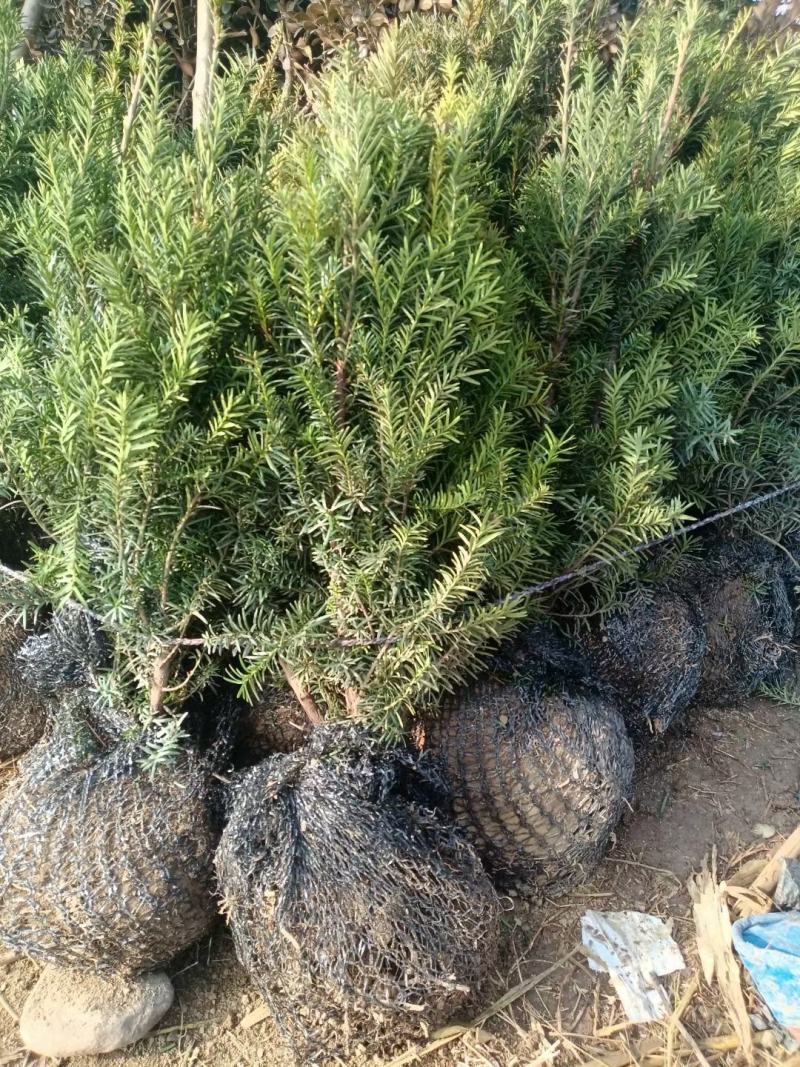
<box><xmin>0</xmin><ymin>696</ymin><xmax>798</xmax><ymax>1067</ymax></box>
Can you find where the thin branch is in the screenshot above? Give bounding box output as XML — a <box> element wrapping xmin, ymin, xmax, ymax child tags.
<box><xmin>280</xmin><ymin>658</ymin><xmax>323</xmax><ymax>725</ymax></box>
<box><xmin>120</xmin><ymin>0</ymin><xmax>163</xmax><ymax>158</ymax></box>
<box><xmin>0</xmin><ymin>559</ymin><xmax>207</xmax><ymax>648</ymax></box>
<box><xmin>149</xmin><ymin>644</ymin><xmax>177</xmax><ymax>714</ymax></box>
<box><xmin>559</xmin><ymin>15</ymin><xmax>577</xmax><ymax>162</ymax></box>
<box><xmin>160</xmin><ymin>491</ymin><xmax>203</xmax><ymax>611</ymax></box>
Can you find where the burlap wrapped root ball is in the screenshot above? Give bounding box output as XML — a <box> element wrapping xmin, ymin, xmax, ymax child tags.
<box><xmin>688</xmin><ymin>537</ymin><xmax>794</xmax><ymax>706</ymax></box>
<box><xmin>578</xmin><ymin>587</ymin><xmax>707</xmax><ymax>738</ymax></box>
<box><xmin>0</xmin><ymin>713</ymin><xmax>219</xmax><ymax>973</ymax></box>
<box><xmin>0</xmin><ymin>622</ymin><xmax>48</xmax><ymax>758</ymax></box>
<box><xmin>425</xmin><ymin>680</ymin><xmax>634</xmax><ymax>894</ymax></box>
<box><xmin>216</xmin><ymin>725</ymin><xmax>501</xmax><ymax>1062</ymax></box>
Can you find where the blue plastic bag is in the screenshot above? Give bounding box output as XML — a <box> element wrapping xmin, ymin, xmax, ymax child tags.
<box><xmin>732</xmin><ymin>912</ymin><xmax>800</xmax><ymax>1030</ymax></box>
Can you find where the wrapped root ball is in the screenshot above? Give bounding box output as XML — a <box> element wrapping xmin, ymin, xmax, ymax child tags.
<box><xmin>426</xmin><ymin>681</ymin><xmax>634</xmax><ymax>894</ymax></box>
<box><xmin>691</xmin><ymin>540</ymin><xmax>793</xmax><ymax>706</ymax></box>
<box><xmin>0</xmin><ymin>622</ymin><xmax>48</xmax><ymax>758</ymax></box>
<box><xmin>236</xmin><ymin>687</ymin><xmax>310</xmax><ymax>760</ymax></box>
<box><xmin>216</xmin><ymin>726</ymin><xmax>500</xmax><ymax>1062</ymax></box>
<box><xmin>780</xmin><ymin>531</ymin><xmax>800</xmax><ymax>642</ymax></box>
<box><xmin>0</xmin><ymin>717</ymin><xmax>218</xmax><ymax>973</ymax></box>
<box><xmin>17</xmin><ymin>608</ymin><xmax>109</xmax><ymax>697</ymax></box>
<box><xmin>493</xmin><ymin>620</ymin><xmax>590</xmax><ymax>685</ymax></box>
<box><xmin>579</xmin><ymin>588</ymin><xmax>707</xmax><ymax>737</ymax></box>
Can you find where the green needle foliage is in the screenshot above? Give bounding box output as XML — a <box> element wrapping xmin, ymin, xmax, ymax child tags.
<box><xmin>224</xmin><ymin>41</ymin><xmax>572</xmax><ymax>733</ymax></box>
<box><xmin>0</xmin><ymin>0</ymin><xmax>797</xmax><ymax>741</ymax></box>
<box><xmin>511</xmin><ymin>0</ymin><xmax>800</xmax><ymax>587</ymax></box>
<box><xmin>0</xmin><ymin>39</ymin><xmax>295</xmax><ymax>734</ymax></box>
<box><xmin>231</xmin><ymin>1</ymin><xmax>800</xmax><ymax>727</ymax></box>
<box><xmin>0</xmin><ymin>7</ymin><xmax>92</xmax><ymax>308</ymax></box>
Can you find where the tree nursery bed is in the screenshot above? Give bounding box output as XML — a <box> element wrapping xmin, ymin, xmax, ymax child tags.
<box><xmin>0</xmin><ymin>696</ymin><xmax>797</xmax><ymax>1067</ymax></box>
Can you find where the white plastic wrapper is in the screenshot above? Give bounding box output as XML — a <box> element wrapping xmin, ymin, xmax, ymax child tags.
<box><xmin>581</xmin><ymin>910</ymin><xmax>686</xmax><ymax>1022</ymax></box>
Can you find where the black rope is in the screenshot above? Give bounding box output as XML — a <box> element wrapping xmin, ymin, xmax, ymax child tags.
<box><xmin>335</xmin><ymin>480</ymin><xmax>800</xmax><ymax>648</ymax></box>
<box><xmin>1</xmin><ymin>481</ymin><xmax>798</xmax><ymax>652</ymax></box>
<box><xmin>503</xmin><ymin>479</ymin><xmax>800</xmax><ymax>604</ymax></box>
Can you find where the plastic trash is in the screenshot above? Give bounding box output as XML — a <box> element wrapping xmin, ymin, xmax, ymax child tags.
<box><xmin>732</xmin><ymin>913</ymin><xmax>800</xmax><ymax>1034</ymax></box>
<box><xmin>581</xmin><ymin>910</ymin><xmax>686</xmax><ymax>1022</ymax></box>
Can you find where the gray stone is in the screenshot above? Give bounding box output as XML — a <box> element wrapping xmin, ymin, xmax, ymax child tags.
<box><xmin>775</xmin><ymin>858</ymin><xmax>800</xmax><ymax>911</ymax></box>
<box><xmin>20</xmin><ymin>965</ymin><xmax>174</xmax><ymax>1057</ymax></box>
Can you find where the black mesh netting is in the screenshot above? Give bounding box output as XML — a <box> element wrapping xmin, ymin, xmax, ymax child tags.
<box><xmin>0</xmin><ymin>703</ymin><xmax>219</xmax><ymax>974</ymax></box>
<box><xmin>425</xmin><ymin>680</ymin><xmax>634</xmax><ymax>895</ymax></box>
<box><xmin>781</xmin><ymin>531</ymin><xmax>800</xmax><ymax>643</ymax></box>
<box><xmin>577</xmin><ymin>586</ymin><xmax>708</xmax><ymax>737</ymax></box>
<box><xmin>17</xmin><ymin>607</ymin><xmax>109</xmax><ymax>696</ymax></box>
<box><xmin>234</xmin><ymin>686</ymin><xmax>310</xmax><ymax>762</ymax></box>
<box><xmin>215</xmin><ymin>724</ymin><xmax>501</xmax><ymax>1063</ymax></box>
<box><xmin>492</xmin><ymin>619</ymin><xmax>590</xmax><ymax>685</ymax></box>
<box><xmin>685</xmin><ymin>536</ymin><xmax>794</xmax><ymax>706</ymax></box>
<box><xmin>0</xmin><ymin>621</ymin><xmax>48</xmax><ymax>758</ymax></box>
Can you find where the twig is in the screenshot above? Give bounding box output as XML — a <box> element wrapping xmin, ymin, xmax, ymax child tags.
<box><xmin>239</xmin><ymin>1003</ymin><xmax>270</xmax><ymax>1030</ymax></box>
<box><xmin>605</xmin><ymin>857</ymin><xmax>683</xmax><ymax>883</ymax></box>
<box><xmin>146</xmin><ymin>1020</ymin><xmax>212</xmax><ymax>1038</ymax></box>
<box><xmin>160</xmin><ymin>492</ymin><xmax>203</xmax><ymax>612</ymax></box>
<box><xmin>149</xmin><ymin>645</ymin><xmax>177</xmax><ymax>714</ymax></box>
<box><xmin>666</xmin><ymin>974</ymin><xmax>698</xmax><ymax>1067</ymax></box>
<box><xmin>0</xmin><ymin>990</ymin><xmax>19</xmax><ymax>1023</ymax></box>
<box><xmin>0</xmin><ymin>560</ymin><xmax>206</xmax><ymax>648</ymax></box>
<box><xmin>676</xmin><ymin>1020</ymin><xmax>714</xmax><ymax>1067</ymax></box>
<box><xmin>120</xmin><ymin>0</ymin><xmax>163</xmax><ymax>157</ymax></box>
<box><xmin>754</xmin><ymin>530</ymin><xmax>799</xmax><ymax>573</ymax></box>
<box><xmin>280</xmin><ymin>660</ymin><xmax>323</xmax><ymax>725</ymax></box>
<box><xmin>385</xmin><ymin>948</ymin><xmax>580</xmax><ymax>1067</ymax></box>
<box><xmin>559</xmin><ymin>9</ymin><xmax>577</xmax><ymax>161</ymax></box>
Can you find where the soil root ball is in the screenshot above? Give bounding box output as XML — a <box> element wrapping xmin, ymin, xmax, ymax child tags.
<box><xmin>687</xmin><ymin>537</ymin><xmax>793</xmax><ymax>706</ymax></box>
<box><xmin>492</xmin><ymin>620</ymin><xmax>590</xmax><ymax>685</ymax></box>
<box><xmin>0</xmin><ymin>622</ymin><xmax>48</xmax><ymax>759</ymax></box>
<box><xmin>780</xmin><ymin>531</ymin><xmax>800</xmax><ymax>642</ymax></box>
<box><xmin>215</xmin><ymin>724</ymin><xmax>501</xmax><ymax>1063</ymax></box>
<box><xmin>17</xmin><ymin>607</ymin><xmax>109</xmax><ymax>697</ymax></box>
<box><xmin>578</xmin><ymin>587</ymin><xmax>707</xmax><ymax>738</ymax></box>
<box><xmin>235</xmin><ymin>687</ymin><xmax>310</xmax><ymax>761</ymax></box>
<box><xmin>425</xmin><ymin>681</ymin><xmax>634</xmax><ymax>895</ymax></box>
<box><xmin>0</xmin><ymin>710</ymin><xmax>219</xmax><ymax>973</ymax></box>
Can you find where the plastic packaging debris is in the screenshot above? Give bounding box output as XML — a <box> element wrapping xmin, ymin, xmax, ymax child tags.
<box><xmin>581</xmin><ymin>910</ymin><xmax>685</xmax><ymax>1022</ymax></box>
<box><xmin>775</xmin><ymin>860</ymin><xmax>800</xmax><ymax>911</ymax></box>
<box><xmin>733</xmin><ymin>913</ymin><xmax>800</xmax><ymax>1035</ymax></box>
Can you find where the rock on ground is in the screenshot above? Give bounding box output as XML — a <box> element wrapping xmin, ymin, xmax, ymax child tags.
<box><xmin>20</xmin><ymin>966</ymin><xmax>174</xmax><ymax>1057</ymax></box>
